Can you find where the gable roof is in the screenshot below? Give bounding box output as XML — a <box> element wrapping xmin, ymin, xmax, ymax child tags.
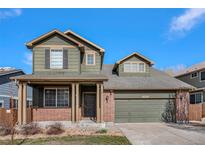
<box><xmin>113</xmin><ymin>52</ymin><xmax>154</xmax><ymax>70</ymax></box>
<box><xmin>175</xmin><ymin>61</ymin><xmax>205</xmax><ymax>77</ymax></box>
<box><xmin>64</xmin><ymin>30</ymin><xmax>105</xmax><ymax>52</ymax></box>
<box><xmin>117</xmin><ymin>52</ymin><xmax>154</xmax><ymax>65</ymax></box>
<box><xmin>102</xmin><ymin>64</ymin><xmax>194</xmax><ymax>90</ymax></box>
<box><xmin>0</xmin><ymin>69</ymin><xmax>24</xmax><ymax>77</ymax></box>
<box><xmin>26</xmin><ymin>29</ymin><xmax>83</xmax><ymax>49</ymax></box>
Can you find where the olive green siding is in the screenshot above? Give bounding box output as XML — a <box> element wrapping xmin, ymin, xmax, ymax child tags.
<box><xmin>81</xmin><ymin>51</ymin><xmax>101</xmax><ymax>73</ymax></box>
<box><xmin>33</xmin><ymin>47</ymin><xmax>80</xmax><ymax>75</ymax></box>
<box><xmin>118</xmin><ymin>56</ymin><xmax>150</xmax><ymax>77</ymax></box>
<box><xmin>32</xmin><ymin>33</ymin><xmax>102</xmax><ymax>74</ymax></box>
<box><xmin>66</xmin><ymin>33</ymin><xmax>102</xmax><ymax>73</ymax></box>
<box><xmin>176</xmin><ymin>69</ymin><xmax>205</xmax><ymax>88</ymax></box>
<box><xmin>115</xmin><ymin>91</ymin><xmax>176</xmax><ymax>123</ymax></box>
<box><xmin>32</xmin><ymin>35</ymin><xmax>81</xmax><ymax>75</ymax></box>
<box><xmin>35</xmin><ymin>34</ymin><xmax>75</xmax><ymax>46</ymax></box>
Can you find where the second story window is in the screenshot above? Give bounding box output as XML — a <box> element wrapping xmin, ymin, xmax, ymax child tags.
<box><xmin>50</xmin><ymin>49</ymin><xmax>63</xmax><ymax>69</ymax></box>
<box><xmin>124</xmin><ymin>62</ymin><xmax>145</xmax><ymax>73</ymax></box>
<box><xmin>200</xmin><ymin>71</ymin><xmax>205</xmax><ymax>82</ymax></box>
<box><xmin>86</xmin><ymin>53</ymin><xmax>95</xmax><ymax>65</ymax></box>
<box><xmin>191</xmin><ymin>72</ymin><xmax>198</xmax><ymax>79</ymax></box>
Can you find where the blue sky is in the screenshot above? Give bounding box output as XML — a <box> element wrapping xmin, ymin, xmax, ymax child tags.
<box><xmin>0</xmin><ymin>8</ymin><xmax>205</xmax><ymax>74</ymax></box>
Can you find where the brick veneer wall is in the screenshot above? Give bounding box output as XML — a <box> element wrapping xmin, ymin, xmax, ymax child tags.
<box><xmin>32</xmin><ymin>108</ymin><xmax>71</xmax><ymax>121</ymax></box>
<box><xmin>103</xmin><ymin>90</ymin><xmax>115</xmax><ymax>122</ymax></box>
<box><xmin>176</xmin><ymin>90</ymin><xmax>189</xmax><ymax>123</ymax></box>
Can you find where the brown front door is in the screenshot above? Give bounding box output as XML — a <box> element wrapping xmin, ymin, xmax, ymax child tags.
<box><xmin>84</xmin><ymin>93</ymin><xmax>96</xmax><ymax>117</ymax></box>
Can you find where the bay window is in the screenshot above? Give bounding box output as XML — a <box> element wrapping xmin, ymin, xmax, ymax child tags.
<box><xmin>44</xmin><ymin>88</ymin><xmax>69</xmax><ymax>107</ymax></box>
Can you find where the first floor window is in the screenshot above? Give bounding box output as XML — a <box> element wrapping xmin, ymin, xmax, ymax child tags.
<box><xmin>190</xmin><ymin>93</ymin><xmax>203</xmax><ymax>104</ymax></box>
<box><xmin>86</xmin><ymin>53</ymin><xmax>95</xmax><ymax>65</ymax></box>
<box><xmin>50</xmin><ymin>49</ymin><xmax>63</xmax><ymax>69</ymax></box>
<box><xmin>124</xmin><ymin>62</ymin><xmax>145</xmax><ymax>73</ymax></box>
<box><xmin>200</xmin><ymin>71</ymin><xmax>205</xmax><ymax>81</ymax></box>
<box><xmin>0</xmin><ymin>100</ymin><xmax>4</xmax><ymax>108</ymax></box>
<box><xmin>44</xmin><ymin>88</ymin><xmax>69</xmax><ymax>107</ymax></box>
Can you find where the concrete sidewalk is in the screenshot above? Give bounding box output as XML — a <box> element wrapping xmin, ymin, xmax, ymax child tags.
<box><xmin>117</xmin><ymin>123</ymin><xmax>205</xmax><ymax>145</ymax></box>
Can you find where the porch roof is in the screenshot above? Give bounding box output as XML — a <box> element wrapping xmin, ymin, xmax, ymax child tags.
<box><xmin>10</xmin><ymin>74</ymin><xmax>108</xmax><ymax>82</ymax></box>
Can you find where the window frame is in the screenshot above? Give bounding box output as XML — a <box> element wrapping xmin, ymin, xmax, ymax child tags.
<box><xmin>50</xmin><ymin>48</ymin><xmax>63</xmax><ymax>69</ymax></box>
<box><xmin>190</xmin><ymin>72</ymin><xmax>198</xmax><ymax>79</ymax></box>
<box><xmin>44</xmin><ymin>87</ymin><xmax>69</xmax><ymax>108</ymax></box>
<box><xmin>190</xmin><ymin>92</ymin><xmax>203</xmax><ymax>104</ymax></box>
<box><xmin>0</xmin><ymin>100</ymin><xmax>4</xmax><ymax>108</ymax></box>
<box><xmin>123</xmin><ymin>62</ymin><xmax>146</xmax><ymax>73</ymax></box>
<box><xmin>200</xmin><ymin>71</ymin><xmax>205</xmax><ymax>82</ymax></box>
<box><xmin>85</xmin><ymin>52</ymin><xmax>96</xmax><ymax>66</ymax></box>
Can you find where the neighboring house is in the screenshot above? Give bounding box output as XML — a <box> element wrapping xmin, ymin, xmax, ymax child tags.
<box><xmin>11</xmin><ymin>29</ymin><xmax>193</xmax><ymax>125</ymax></box>
<box><xmin>175</xmin><ymin>62</ymin><xmax>205</xmax><ymax>104</ymax></box>
<box><xmin>0</xmin><ymin>69</ymin><xmax>32</xmax><ymax>109</ymax></box>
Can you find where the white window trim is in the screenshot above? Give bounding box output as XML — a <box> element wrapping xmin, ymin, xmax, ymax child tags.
<box><xmin>0</xmin><ymin>100</ymin><xmax>4</xmax><ymax>108</ymax></box>
<box><xmin>190</xmin><ymin>72</ymin><xmax>198</xmax><ymax>79</ymax></box>
<box><xmin>123</xmin><ymin>61</ymin><xmax>146</xmax><ymax>73</ymax></box>
<box><xmin>50</xmin><ymin>48</ymin><xmax>63</xmax><ymax>69</ymax></box>
<box><xmin>190</xmin><ymin>92</ymin><xmax>203</xmax><ymax>104</ymax></box>
<box><xmin>85</xmin><ymin>52</ymin><xmax>96</xmax><ymax>66</ymax></box>
<box><xmin>199</xmin><ymin>71</ymin><xmax>205</xmax><ymax>82</ymax></box>
<box><xmin>44</xmin><ymin>87</ymin><xmax>69</xmax><ymax>108</ymax></box>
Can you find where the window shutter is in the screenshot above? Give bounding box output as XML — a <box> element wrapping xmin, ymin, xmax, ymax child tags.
<box><xmin>63</xmin><ymin>48</ymin><xmax>68</xmax><ymax>69</ymax></box>
<box><xmin>45</xmin><ymin>48</ymin><xmax>50</xmax><ymax>69</ymax></box>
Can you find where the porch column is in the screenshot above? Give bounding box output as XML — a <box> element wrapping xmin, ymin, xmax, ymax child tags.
<box><xmin>100</xmin><ymin>84</ymin><xmax>104</xmax><ymax>122</ymax></box>
<box><xmin>17</xmin><ymin>82</ymin><xmax>23</xmax><ymax>125</ymax></box>
<box><xmin>71</xmin><ymin>83</ymin><xmax>75</xmax><ymax>122</ymax></box>
<box><xmin>75</xmin><ymin>83</ymin><xmax>79</xmax><ymax>122</ymax></box>
<box><xmin>22</xmin><ymin>83</ymin><xmax>27</xmax><ymax>125</ymax></box>
<box><xmin>96</xmin><ymin>83</ymin><xmax>100</xmax><ymax>123</ymax></box>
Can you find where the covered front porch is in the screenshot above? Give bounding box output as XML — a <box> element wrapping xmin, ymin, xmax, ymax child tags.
<box><xmin>14</xmin><ymin>75</ymin><xmax>107</xmax><ymax>125</ymax></box>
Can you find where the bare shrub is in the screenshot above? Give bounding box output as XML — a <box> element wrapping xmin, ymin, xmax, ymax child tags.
<box><xmin>0</xmin><ymin>126</ymin><xmax>11</xmax><ymax>136</ymax></box>
<box><xmin>46</xmin><ymin>123</ymin><xmax>64</xmax><ymax>135</ymax></box>
<box><xmin>19</xmin><ymin>123</ymin><xmax>42</xmax><ymax>135</ymax></box>
<box><xmin>96</xmin><ymin>128</ymin><xmax>107</xmax><ymax>134</ymax></box>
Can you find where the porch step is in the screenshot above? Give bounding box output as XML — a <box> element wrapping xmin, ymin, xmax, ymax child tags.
<box><xmin>78</xmin><ymin>120</ymin><xmax>105</xmax><ymax>128</ymax></box>
<box><xmin>201</xmin><ymin>118</ymin><xmax>205</xmax><ymax>123</ymax></box>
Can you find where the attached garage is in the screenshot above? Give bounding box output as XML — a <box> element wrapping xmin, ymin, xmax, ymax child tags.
<box><xmin>115</xmin><ymin>91</ymin><xmax>176</xmax><ymax>123</ymax></box>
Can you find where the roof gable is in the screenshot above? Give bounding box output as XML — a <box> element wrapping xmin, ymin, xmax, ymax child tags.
<box><xmin>116</xmin><ymin>52</ymin><xmax>154</xmax><ymax>65</ymax></box>
<box><xmin>175</xmin><ymin>61</ymin><xmax>205</xmax><ymax>77</ymax></box>
<box><xmin>113</xmin><ymin>52</ymin><xmax>154</xmax><ymax>71</ymax></box>
<box><xmin>64</xmin><ymin>30</ymin><xmax>104</xmax><ymax>52</ymax></box>
<box><xmin>26</xmin><ymin>29</ymin><xmax>83</xmax><ymax>49</ymax></box>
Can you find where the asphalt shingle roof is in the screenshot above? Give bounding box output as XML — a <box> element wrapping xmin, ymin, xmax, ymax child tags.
<box><xmin>102</xmin><ymin>65</ymin><xmax>194</xmax><ymax>90</ymax></box>
<box><xmin>175</xmin><ymin>61</ymin><xmax>205</xmax><ymax>77</ymax></box>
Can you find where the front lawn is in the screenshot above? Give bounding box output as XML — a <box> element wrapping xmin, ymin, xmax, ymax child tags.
<box><xmin>0</xmin><ymin>135</ymin><xmax>131</xmax><ymax>145</ymax></box>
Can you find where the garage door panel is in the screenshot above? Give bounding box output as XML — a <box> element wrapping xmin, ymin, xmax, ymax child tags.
<box><xmin>115</xmin><ymin>98</ymin><xmax>173</xmax><ymax>123</ymax></box>
<box><xmin>116</xmin><ymin>105</ymin><xmax>166</xmax><ymax>111</ymax></box>
<box><xmin>115</xmin><ymin>111</ymin><xmax>165</xmax><ymax>117</ymax></box>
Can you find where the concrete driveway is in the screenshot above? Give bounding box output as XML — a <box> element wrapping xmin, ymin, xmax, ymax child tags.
<box><xmin>116</xmin><ymin>123</ymin><xmax>205</xmax><ymax>145</ymax></box>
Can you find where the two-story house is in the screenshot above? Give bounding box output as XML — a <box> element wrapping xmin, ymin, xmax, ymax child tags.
<box><xmin>12</xmin><ymin>29</ymin><xmax>193</xmax><ymax>125</ymax></box>
<box><xmin>0</xmin><ymin>68</ymin><xmax>32</xmax><ymax>109</ymax></box>
<box><xmin>175</xmin><ymin>62</ymin><xmax>205</xmax><ymax>104</ymax></box>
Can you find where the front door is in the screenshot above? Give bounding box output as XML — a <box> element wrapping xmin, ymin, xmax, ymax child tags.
<box><xmin>84</xmin><ymin>93</ymin><xmax>96</xmax><ymax>117</ymax></box>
